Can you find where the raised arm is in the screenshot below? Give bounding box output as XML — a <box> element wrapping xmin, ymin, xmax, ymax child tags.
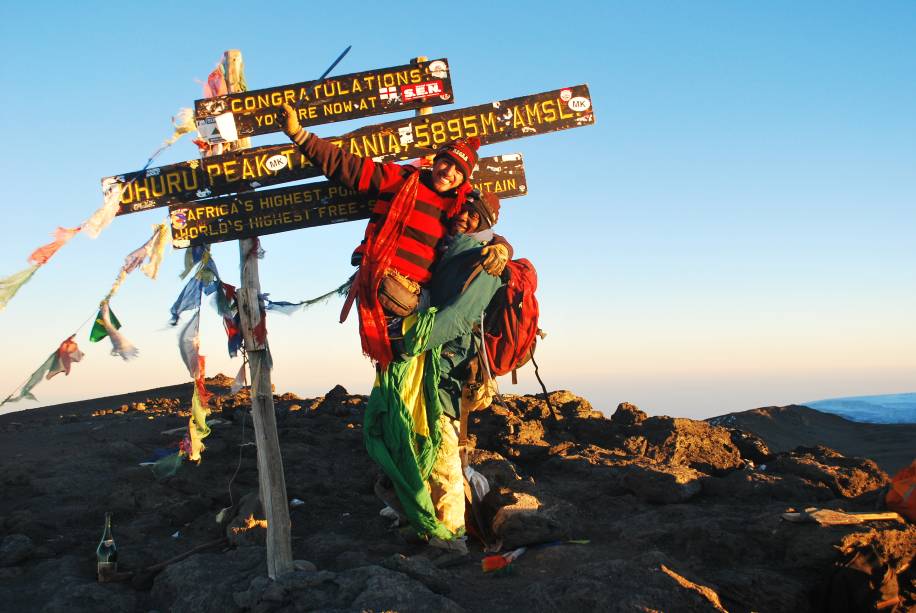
<box><xmin>279</xmin><ymin>103</ymin><xmax>406</xmax><ymax>198</ymax></box>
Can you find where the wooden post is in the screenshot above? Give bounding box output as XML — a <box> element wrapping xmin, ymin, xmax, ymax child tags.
<box><xmin>221</xmin><ymin>49</ymin><xmax>294</xmax><ymax>579</ymax></box>
<box><xmin>412</xmin><ymin>56</ymin><xmax>434</xmax><ymax>164</ymax></box>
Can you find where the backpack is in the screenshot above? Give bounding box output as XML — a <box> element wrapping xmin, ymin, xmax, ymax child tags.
<box><xmin>482</xmin><ymin>258</ymin><xmax>540</xmax><ymax>379</ymax></box>
<box><xmin>885</xmin><ymin>459</ymin><xmax>916</xmax><ymax>522</ymax></box>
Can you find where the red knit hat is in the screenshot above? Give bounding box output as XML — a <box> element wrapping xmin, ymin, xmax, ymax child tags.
<box><xmin>435</xmin><ymin>136</ymin><xmax>480</xmax><ymax>183</ymax></box>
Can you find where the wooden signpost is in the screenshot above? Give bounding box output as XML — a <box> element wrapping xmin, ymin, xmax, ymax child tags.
<box><xmin>169</xmin><ymin>154</ymin><xmax>527</xmax><ymax>248</ymax></box>
<box><xmin>195</xmin><ymin>58</ymin><xmax>454</xmax><ymax>142</ymax></box>
<box><xmin>101</xmin><ymin>50</ymin><xmax>595</xmax><ymax>582</ymax></box>
<box><xmin>103</xmin><ymin>84</ymin><xmax>593</xmax><ymax>216</ymax></box>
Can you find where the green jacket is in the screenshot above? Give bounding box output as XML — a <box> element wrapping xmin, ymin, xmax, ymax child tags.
<box><xmin>362</xmin><ymin>234</ymin><xmax>502</xmax><ymax>539</ymax></box>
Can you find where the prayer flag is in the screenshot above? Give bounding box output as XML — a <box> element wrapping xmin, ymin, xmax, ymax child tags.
<box><xmin>90</xmin><ymin>305</ymin><xmax>121</xmax><ymax>342</ymax></box>
<box><xmin>0</xmin><ymin>265</ymin><xmax>39</xmax><ymax>311</ymax></box>
<box><xmin>28</xmin><ymin>227</ymin><xmax>80</xmax><ymax>266</ymax></box>
<box><xmin>47</xmin><ymin>335</ymin><xmax>84</xmax><ymax>379</ymax></box>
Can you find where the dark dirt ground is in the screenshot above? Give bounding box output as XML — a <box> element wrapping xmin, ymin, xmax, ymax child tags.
<box><xmin>0</xmin><ymin>376</ymin><xmax>912</xmax><ymax>612</ymax></box>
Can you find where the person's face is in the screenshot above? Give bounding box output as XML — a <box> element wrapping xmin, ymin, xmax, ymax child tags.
<box><xmin>431</xmin><ymin>157</ymin><xmax>465</xmax><ymax>193</ymax></box>
<box><xmin>449</xmin><ymin>203</ymin><xmax>481</xmax><ymax>235</ymax></box>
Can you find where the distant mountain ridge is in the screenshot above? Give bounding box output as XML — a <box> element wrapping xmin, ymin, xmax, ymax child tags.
<box><xmin>803</xmin><ymin>392</ymin><xmax>916</xmax><ymax>424</ymax></box>
<box><xmin>707</xmin><ymin>403</ymin><xmax>916</xmax><ymax>473</ymax></box>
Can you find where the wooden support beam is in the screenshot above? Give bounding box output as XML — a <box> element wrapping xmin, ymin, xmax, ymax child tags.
<box><xmin>221</xmin><ymin>49</ymin><xmax>294</xmax><ymax>579</ymax></box>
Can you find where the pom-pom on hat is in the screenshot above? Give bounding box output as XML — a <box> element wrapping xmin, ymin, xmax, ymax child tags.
<box><xmin>435</xmin><ymin>136</ymin><xmax>480</xmax><ymax>183</ymax></box>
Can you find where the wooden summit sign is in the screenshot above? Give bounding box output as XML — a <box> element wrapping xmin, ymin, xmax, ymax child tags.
<box><xmin>103</xmin><ymin>84</ymin><xmax>594</xmax><ymax>215</ymax></box>
<box><xmin>195</xmin><ymin>58</ymin><xmax>454</xmax><ymax>142</ymax></box>
<box><xmin>169</xmin><ymin>154</ymin><xmax>527</xmax><ymax>248</ymax></box>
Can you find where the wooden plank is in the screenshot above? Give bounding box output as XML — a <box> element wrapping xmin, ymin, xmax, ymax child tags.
<box><xmin>217</xmin><ymin>49</ymin><xmax>293</xmax><ymax>580</ymax></box>
<box><xmin>169</xmin><ymin>154</ymin><xmax>527</xmax><ymax>248</ymax></box>
<box><xmin>195</xmin><ymin>58</ymin><xmax>454</xmax><ymax>142</ymax></box>
<box><xmin>104</xmin><ymin>84</ymin><xmax>594</xmax><ymax>215</ymax></box>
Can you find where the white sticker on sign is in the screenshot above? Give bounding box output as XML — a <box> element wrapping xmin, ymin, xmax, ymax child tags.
<box><xmin>428</xmin><ymin>60</ymin><xmax>448</xmax><ymax>79</ymax></box>
<box><xmin>214</xmin><ymin>112</ymin><xmax>238</xmax><ymax>143</ymax></box>
<box><xmin>196</xmin><ymin>112</ymin><xmax>238</xmax><ymax>144</ymax></box>
<box><xmin>568</xmin><ymin>97</ymin><xmax>590</xmax><ymax>112</ymax></box>
<box><xmin>398</xmin><ymin>125</ymin><xmax>414</xmax><ymax>145</ymax></box>
<box><xmin>265</xmin><ymin>155</ymin><xmax>288</xmax><ymax>172</ymax></box>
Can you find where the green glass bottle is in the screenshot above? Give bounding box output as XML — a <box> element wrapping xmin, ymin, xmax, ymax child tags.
<box><xmin>95</xmin><ymin>512</ymin><xmax>118</xmax><ymax>581</ymax></box>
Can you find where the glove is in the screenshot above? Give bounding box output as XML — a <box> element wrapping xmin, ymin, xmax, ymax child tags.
<box><xmin>278</xmin><ymin>103</ymin><xmax>305</xmax><ymax>140</ymax></box>
<box><xmin>481</xmin><ymin>243</ymin><xmax>509</xmax><ymax>277</ymax></box>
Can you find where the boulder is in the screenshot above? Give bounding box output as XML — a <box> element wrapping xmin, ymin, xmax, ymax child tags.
<box><xmin>621</xmin><ymin>462</ymin><xmax>703</xmax><ymax>504</ymax></box>
<box><xmin>151</xmin><ymin>546</ymin><xmax>266</xmax><ymax>613</ymax></box>
<box><xmin>611</xmin><ymin>402</ymin><xmax>648</xmax><ymax>426</ymax></box>
<box><xmin>0</xmin><ymin>534</ymin><xmax>33</xmax><ymax>567</ymax></box>
<box><xmin>770</xmin><ymin>446</ymin><xmax>888</xmax><ymax>498</ymax></box>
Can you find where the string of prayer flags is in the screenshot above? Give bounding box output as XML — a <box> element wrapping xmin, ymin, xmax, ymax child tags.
<box><xmin>142</xmin><ymin>223</ymin><xmax>171</xmax><ymax>280</ymax></box>
<box><xmin>100</xmin><ymin>301</ymin><xmax>139</xmax><ymax>360</ymax></box>
<box><xmin>219</xmin><ymin>283</ymin><xmax>243</xmax><ymax>358</ymax></box>
<box><xmin>1</xmin><ymin>227</ymin><xmax>82</xmax><ymax>311</ymax></box>
<box><xmin>47</xmin><ymin>335</ymin><xmax>85</xmax><ymax>379</ymax></box>
<box><xmin>264</xmin><ymin>275</ymin><xmax>354</xmax><ymax>315</ymax></box>
<box><xmin>170</xmin><ymin>254</ymin><xmax>220</xmax><ymax>325</ymax></box>
<box><xmin>179</xmin><ymin>311</ymin><xmax>202</xmax><ymax>378</ymax></box>
<box><xmin>230</xmin><ymin>362</ymin><xmax>247</xmax><ymax>394</ymax></box>
<box><xmin>89</xmin><ymin>304</ymin><xmax>121</xmax><ymax>342</ymax></box>
<box><xmin>163</xmin><ymin>108</ymin><xmax>196</xmax><ymax>148</ymax></box>
<box><xmin>0</xmin><ymin>353</ymin><xmax>56</xmax><ymax>406</ymax></box>
<box><xmin>83</xmin><ymin>180</ymin><xmax>124</xmax><ymax>239</ymax></box>
<box><xmin>204</xmin><ymin>63</ymin><xmax>228</xmax><ymax>98</ymax></box>
<box><xmin>0</xmin><ymin>335</ymin><xmax>85</xmax><ymax>406</ymax></box>
<box><xmin>0</xmin><ymin>265</ymin><xmax>39</xmax><ymax>311</ymax></box>
<box><xmin>186</xmin><ymin>357</ymin><xmax>212</xmax><ymax>462</ymax></box>
<box><xmin>28</xmin><ymin>227</ymin><xmax>81</xmax><ymax>266</ymax></box>
<box><xmin>105</xmin><ymin>224</ymin><xmax>168</xmax><ymax>300</ymax></box>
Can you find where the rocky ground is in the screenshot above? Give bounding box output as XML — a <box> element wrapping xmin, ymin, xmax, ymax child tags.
<box><xmin>0</xmin><ymin>376</ymin><xmax>913</xmax><ymax>612</ymax></box>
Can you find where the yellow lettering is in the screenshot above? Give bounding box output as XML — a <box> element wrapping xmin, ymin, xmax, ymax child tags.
<box><xmin>348</xmin><ymin>138</ymin><xmax>363</xmax><ymax>156</ymax></box>
<box><xmin>446</xmin><ymin>118</ymin><xmax>462</xmax><ymax>140</ymax></box>
<box><xmin>165</xmin><ymin>172</ymin><xmax>181</xmax><ymax>194</ymax></box>
<box><xmin>222</xmin><ymin>160</ymin><xmax>240</xmax><ymax>182</ymax></box>
<box><xmin>480</xmin><ymin>112</ymin><xmax>498</xmax><ymax>136</ymax></box>
<box><xmin>512</xmin><ymin>106</ymin><xmax>526</xmax><ymax>129</ymax></box>
<box><xmin>361</xmin><ymin>134</ymin><xmax>380</xmax><ymax>158</ymax></box>
<box><xmin>241</xmin><ymin>158</ymin><xmax>255</xmax><ymax>180</ymax></box>
<box><xmin>541</xmin><ymin>99</ymin><xmax>558</xmax><ymax>123</ymax></box>
<box><xmin>409</xmin><ymin>68</ymin><xmax>421</xmax><ymax>83</ymax></box>
<box><xmin>205</xmin><ymin>163</ymin><xmax>222</xmax><ymax>182</ymax></box>
<box><xmin>430</xmin><ymin>121</ymin><xmax>447</xmax><ymax>145</ymax></box>
<box><xmin>134</xmin><ymin>181</ymin><xmax>151</xmax><ymax>202</ymax></box>
<box><xmin>351</xmin><ymin>78</ymin><xmax>362</xmax><ymax>93</ymax></box>
<box><xmin>384</xmin><ymin>132</ymin><xmax>401</xmax><ymax>154</ymax></box>
<box><xmin>524</xmin><ymin>102</ymin><xmax>543</xmax><ymax>125</ymax></box>
<box><xmin>182</xmin><ymin>170</ymin><xmax>198</xmax><ymax>191</ymax></box>
<box><xmin>462</xmin><ymin>116</ymin><xmax>479</xmax><ymax>138</ymax></box>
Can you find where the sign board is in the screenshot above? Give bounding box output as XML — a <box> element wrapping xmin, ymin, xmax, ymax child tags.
<box><xmin>169</xmin><ymin>154</ymin><xmax>527</xmax><ymax>248</ymax></box>
<box><xmin>195</xmin><ymin>58</ymin><xmax>454</xmax><ymax>143</ymax></box>
<box><xmin>104</xmin><ymin>84</ymin><xmax>594</xmax><ymax>215</ymax></box>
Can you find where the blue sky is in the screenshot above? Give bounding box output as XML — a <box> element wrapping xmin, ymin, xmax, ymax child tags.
<box><xmin>1</xmin><ymin>1</ymin><xmax>913</xmax><ymax>418</ymax></box>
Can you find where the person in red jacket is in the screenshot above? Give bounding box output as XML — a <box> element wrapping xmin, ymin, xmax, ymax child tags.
<box><xmin>278</xmin><ymin>104</ymin><xmax>506</xmax><ymax>368</ymax></box>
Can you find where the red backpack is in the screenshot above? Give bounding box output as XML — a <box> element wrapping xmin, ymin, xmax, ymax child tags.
<box><xmin>483</xmin><ymin>258</ymin><xmax>540</xmax><ymax>379</ymax></box>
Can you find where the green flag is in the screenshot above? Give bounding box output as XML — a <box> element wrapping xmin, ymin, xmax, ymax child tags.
<box><xmin>89</xmin><ymin>306</ymin><xmax>121</xmax><ymax>342</ymax></box>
